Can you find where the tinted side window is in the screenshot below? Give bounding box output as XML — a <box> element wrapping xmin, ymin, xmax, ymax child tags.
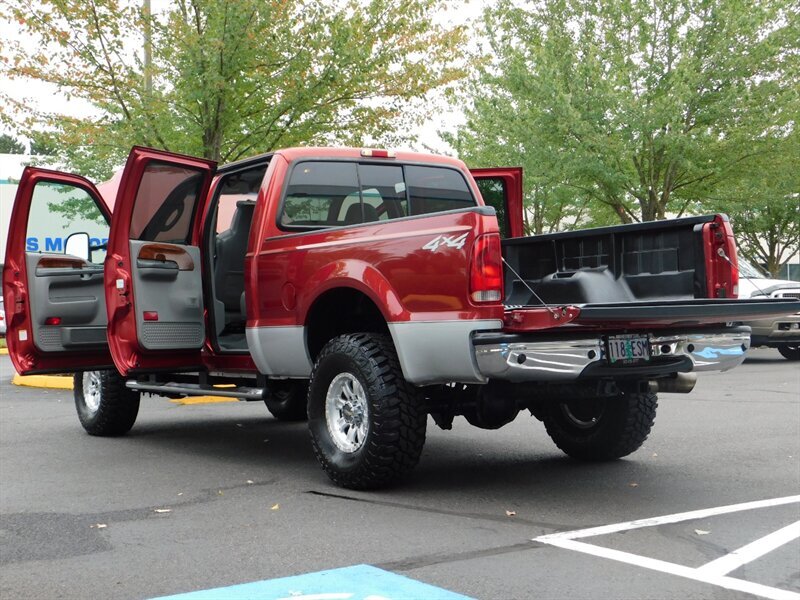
<box><xmin>214</xmin><ymin>164</ymin><xmax>267</xmax><ymax>232</ymax></box>
<box><xmin>281</xmin><ymin>162</ymin><xmax>359</xmax><ymax>227</ymax></box>
<box><xmin>130</xmin><ymin>162</ymin><xmax>205</xmax><ymax>243</ymax></box>
<box><xmin>27</xmin><ymin>181</ymin><xmax>109</xmax><ymax>264</ymax></box>
<box><xmin>475</xmin><ymin>177</ymin><xmax>509</xmax><ymax>238</ymax></box>
<box><xmin>405</xmin><ymin>166</ymin><xmax>474</xmax><ymax>216</ymax></box>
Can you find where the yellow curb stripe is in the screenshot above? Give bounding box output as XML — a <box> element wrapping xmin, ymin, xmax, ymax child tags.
<box><xmin>0</xmin><ymin>348</ymin><xmax>9</xmax><ymax>355</ymax></box>
<box><xmin>10</xmin><ymin>369</ymin><xmax>238</xmax><ymax>403</ymax></box>
<box><xmin>170</xmin><ymin>396</ymin><xmax>238</xmax><ymax>405</ymax></box>
<box><xmin>12</xmin><ymin>374</ymin><xmax>74</xmax><ymax>389</ymax></box>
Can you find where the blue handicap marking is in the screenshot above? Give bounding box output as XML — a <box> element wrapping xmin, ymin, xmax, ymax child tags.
<box><xmin>693</xmin><ymin>346</ymin><xmax>744</xmax><ymax>359</ymax></box>
<box><xmin>151</xmin><ymin>564</ymin><xmax>474</xmax><ymax>600</ymax></box>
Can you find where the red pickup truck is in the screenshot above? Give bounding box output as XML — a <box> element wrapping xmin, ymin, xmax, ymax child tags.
<box><xmin>4</xmin><ymin>146</ymin><xmax>797</xmax><ymax>488</ymax></box>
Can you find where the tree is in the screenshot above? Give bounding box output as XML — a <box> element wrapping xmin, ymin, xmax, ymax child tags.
<box><xmin>0</xmin><ymin>0</ymin><xmax>467</xmax><ymax>180</ymax></box>
<box><xmin>450</xmin><ymin>0</ymin><xmax>799</xmax><ymax>228</ymax></box>
<box><xmin>707</xmin><ymin>130</ymin><xmax>799</xmax><ymax>277</ymax></box>
<box><xmin>0</xmin><ymin>133</ymin><xmax>25</xmax><ymax>154</ymax></box>
<box><xmin>30</xmin><ymin>133</ymin><xmax>56</xmax><ymax>156</ymax></box>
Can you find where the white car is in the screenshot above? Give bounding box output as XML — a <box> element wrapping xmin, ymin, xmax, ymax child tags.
<box><xmin>738</xmin><ymin>259</ymin><xmax>800</xmax><ymax>360</ymax></box>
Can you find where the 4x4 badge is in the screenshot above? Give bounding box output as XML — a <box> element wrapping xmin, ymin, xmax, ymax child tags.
<box><xmin>422</xmin><ymin>233</ymin><xmax>468</xmax><ymax>251</ymax></box>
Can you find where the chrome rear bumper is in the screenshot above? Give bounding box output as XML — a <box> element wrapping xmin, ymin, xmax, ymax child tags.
<box><xmin>473</xmin><ymin>328</ymin><xmax>751</xmax><ymax>382</ymax></box>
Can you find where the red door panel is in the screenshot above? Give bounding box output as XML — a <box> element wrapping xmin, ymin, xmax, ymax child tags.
<box><xmin>105</xmin><ymin>147</ymin><xmax>216</xmax><ymax>375</ymax></box>
<box><xmin>2</xmin><ymin>167</ymin><xmax>114</xmax><ymax>374</ymax></box>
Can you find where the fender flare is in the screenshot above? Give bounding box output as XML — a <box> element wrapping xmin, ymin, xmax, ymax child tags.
<box><xmin>298</xmin><ymin>259</ymin><xmax>409</xmax><ymax>325</ymax></box>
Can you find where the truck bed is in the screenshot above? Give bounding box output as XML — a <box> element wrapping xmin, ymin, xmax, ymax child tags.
<box><xmin>501</xmin><ymin>215</ymin><xmax>800</xmax><ymax>329</ymax></box>
<box><xmin>502</xmin><ymin>215</ymin><xmax>719</xmax><ymax>306</ymax></box>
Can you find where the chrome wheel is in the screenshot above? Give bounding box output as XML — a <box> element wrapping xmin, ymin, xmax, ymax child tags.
<box><xmin>325</xmin><ymin>373</ymin><xmax>369</xmax><ymax>453</ymax></box>
<box><xmin>308</xmin><ymin>334</ymin><xmax>427</xmax><ymax>489</ymax></box>
<box><xmin>82</xmin><ymin>371</ymin><xmax>102</xmax><ymax>414</ymax></box>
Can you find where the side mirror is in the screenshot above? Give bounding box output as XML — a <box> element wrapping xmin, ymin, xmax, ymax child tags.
<box><xmin>64</xmin><ymin>232</ymin><xmax>91</xmax><ymax>261</ymax></box>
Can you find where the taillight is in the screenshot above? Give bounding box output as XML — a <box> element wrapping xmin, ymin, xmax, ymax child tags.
<box><xmin>470</xmin><ymin>233</ymin><xmax>503</xmax><ymax>303</ymax></box>
<box><xmin>702</xmin><ymin>215</ymin><xmax>739</xmax><ymax>299</ymax></box>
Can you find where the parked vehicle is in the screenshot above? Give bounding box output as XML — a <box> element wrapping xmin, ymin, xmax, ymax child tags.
<box><xmin>737</xmin><ymin>258</ymin><xmax>800</xmax><ymax>360</ymax></box>
<box><xmin>3</xmin><ymin>147</ymin><xmax>798</xmax><ymax>488</ymax></box>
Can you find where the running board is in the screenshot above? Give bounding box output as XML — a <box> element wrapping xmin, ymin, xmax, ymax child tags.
<box><xmin>126</xmin><ymin>381</ymin><xmax>265</xmax><ymax>400</ymax></box>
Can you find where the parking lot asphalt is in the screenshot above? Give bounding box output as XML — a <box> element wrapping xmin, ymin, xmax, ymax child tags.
<box><xmin>1</xmin><ymin>348</ymin><xmax>798</xmax><ymax>600</ymax></box>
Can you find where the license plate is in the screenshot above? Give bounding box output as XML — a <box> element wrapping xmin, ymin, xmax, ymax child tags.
<box><xmin>607</xmin><ymin>335</ymin><xmax>650</xmax><ymax>364</ymax></box>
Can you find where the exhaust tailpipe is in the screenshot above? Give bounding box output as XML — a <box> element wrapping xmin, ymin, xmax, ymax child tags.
<box><xmin>651</xmin><ymin>373</ymin><xmax>697</xmax><ymax>394</ymax></box>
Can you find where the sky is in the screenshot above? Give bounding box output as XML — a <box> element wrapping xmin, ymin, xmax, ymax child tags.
<box><xmin>0</xmin><ymin>0</ymin><xmax>490</xmax><ymax>158</ymax></box>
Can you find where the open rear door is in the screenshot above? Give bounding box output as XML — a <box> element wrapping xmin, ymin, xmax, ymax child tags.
<box><xmin>470</xmin><ymin>167</ymin><xmax>524</xmax><ymax>239</ymax></box>
<box><xmin>2</xmin><ymin>168</ymin><xmax>113</xmax><ymax>374</ymax></box>
<box><xmin>105</xmin><ymin>147</ymin><xmax>216</xmax><ymax>375</ymax></box>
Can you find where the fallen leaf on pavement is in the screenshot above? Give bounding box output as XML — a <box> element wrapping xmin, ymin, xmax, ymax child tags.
<box><xmin>271</xmin><ymin>504</ymin><xmax>280</xmax><ymax>510</ymax></box>
<box><xmin>91</xmin><ymin>523</ymin><xmax>107</xmax><ymax>529</ymax></box>
<box><xmin>694</xmin><ymin>529</ymin><xmax>710</xmax><ymax>535</ymax></box>
<box><xmin>505</xmin><ymin>510</ymin><xmax>516</xmax><ymax>517</ymax></box>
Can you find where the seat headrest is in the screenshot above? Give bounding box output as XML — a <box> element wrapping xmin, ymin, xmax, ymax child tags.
<box><xmin>230</xmin><ymin>201</ymin><xmax>256</xmax><ymax>231</ymax></box>
<box><xmin>363</xmin><ymin>204</ymin><xmax>379</xmax><ymax>222</ymax></box>
<box><xmin>343</xmin><ymin>203</ymin><xmax>362</xmax><ymax>224</ymax></box>
<box><xmin>343</xmin><ymin>203</ymin><xmax>380</xmax><ymax>225</ymax></box>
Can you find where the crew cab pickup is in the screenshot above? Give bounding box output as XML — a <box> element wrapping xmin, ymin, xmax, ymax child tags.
<box><xmin>4</xmin><ymin>147</ymin><xmax>797</xmax><ymax>489</ymax></box>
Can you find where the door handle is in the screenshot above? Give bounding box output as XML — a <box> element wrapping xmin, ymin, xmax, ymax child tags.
<box><xmin>136</xmin><ymin>259</ymin><xmax>179</xmax><ymax>270</ymax></box>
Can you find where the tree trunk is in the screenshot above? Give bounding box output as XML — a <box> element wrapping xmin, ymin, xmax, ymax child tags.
<box><xmin>639</xmin><ymin>202</ymin><xmax>656</xmax><ymax>222</ymax></box>
<box><xmin>610</xmin><ymin>199</ymin><xmax>632</xmax><ymax>224</ymax></box>
<box><xmin>767</xmin><ymin>255</ymin><xmax>781</xmax><ymax>278</ymax></box>
<box><xmin>203</xmin><ymin>126</ymin><xmax>223</xmax><ymax>161</ymax></box>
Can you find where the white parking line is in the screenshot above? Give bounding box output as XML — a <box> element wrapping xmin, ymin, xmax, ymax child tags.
<box><xmin>695</xmin><ymin>520</ymin><xmax>800</xmax><ymax>577</ymax></box>
<box><xmin>536</xmin><ymin>494</ymin><xmax>800</xmax><ymax>542</ymax></box>
<box><xmin>534</xmin><ymin>495</ymin><xmax>800</xmax><ymax>600</ymax></box>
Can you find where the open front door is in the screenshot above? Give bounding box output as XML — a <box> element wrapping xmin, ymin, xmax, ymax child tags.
<box><xmin>2</xmin><ymin>168</ymin><xmax>113</xmax><ymax>374</ymax></box>
<box><xmin>105</xmin><ymin>147</ymin><xmax>216</xmax><ymax>375</ymax></box>
<box><xmin>470</xmin><ymin>167</ymin><xmax>524</xmax><ymax>238</ymax></box>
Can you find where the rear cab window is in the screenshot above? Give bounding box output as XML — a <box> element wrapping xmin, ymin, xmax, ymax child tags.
<box><xmin>279</xmin><ymin>161</ymin><xmax>476</xmax><ymax>230</ymax></box>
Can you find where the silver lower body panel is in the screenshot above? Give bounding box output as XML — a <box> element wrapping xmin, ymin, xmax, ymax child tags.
<box><xmin>388</xmin><ymin>319</ymin><xmax>503</xmax><ymax>385</ymax></box>
<box><xmin>474</xmin><ymin>329</ymin><xmax>751</xmax><ymax>382</ymax></box>
<box><xmin>246</xmin><ymin>326</ymin><xmax>313</xmax><ymax>377</ymax></box>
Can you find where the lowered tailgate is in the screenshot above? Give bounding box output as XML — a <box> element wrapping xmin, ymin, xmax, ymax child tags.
<box><xmin>571</xmin><ymin>298</ymin><xmax>800</xmax><ymax>328</ymax></box>
<box><xmin>501</xmin><ymin>298</ymin><xmax>800</xmax><ymax>332</ymax></box>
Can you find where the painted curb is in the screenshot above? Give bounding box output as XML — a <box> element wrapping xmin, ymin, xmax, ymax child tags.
<box><xmin>12</xmin><ymin>374</ymin><xmax>73</xmax><ymax>389</ymax></box>
<box><xmin>0</xmin><ymin>348</ymin><xmax>8</xmax><ymax>355</ymax></box>
<box><xmin>10</xmin><ymin>373</ymin><xmax>234</xmax><ymax>403</ymax></box>
<box><xmin>170</xmin><ymin>396</ymin><xmax>237</xmax><ymax>405</ymax></box>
